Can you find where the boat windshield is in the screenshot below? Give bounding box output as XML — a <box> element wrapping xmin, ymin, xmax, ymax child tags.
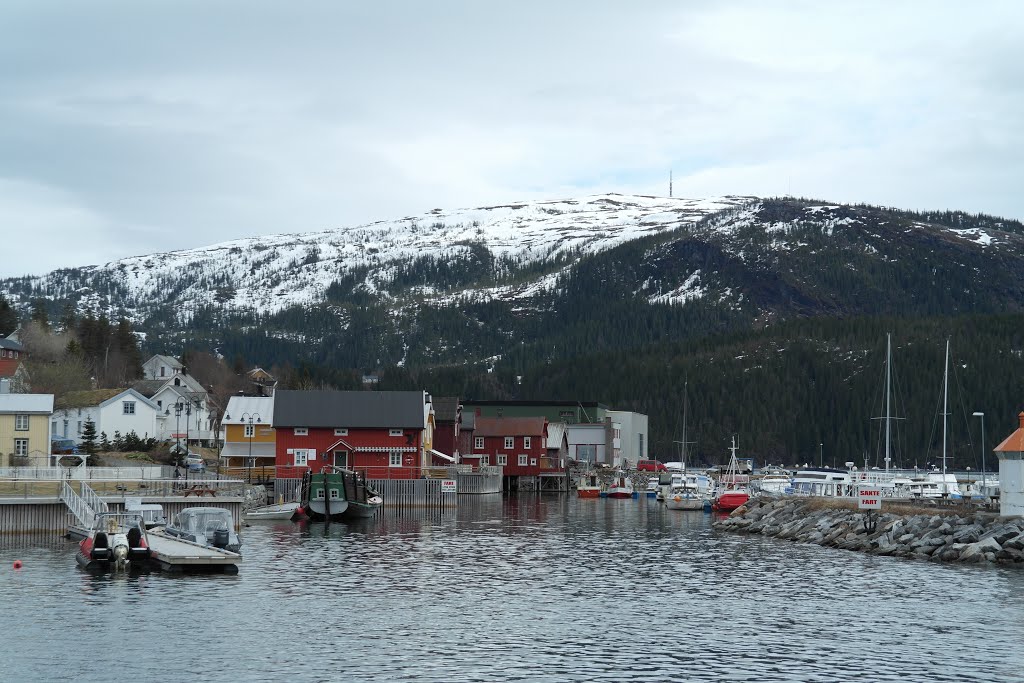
<box><xmin>174</xmin><ymin>508</ymin><xmax>232</xmax><ymax>534</ymax></box>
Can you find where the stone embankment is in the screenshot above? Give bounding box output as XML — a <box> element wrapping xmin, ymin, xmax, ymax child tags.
<box><xmin>714</xmin><ymin>497</ymin><xmax>1024</xmax><ymax>565</ymax></box>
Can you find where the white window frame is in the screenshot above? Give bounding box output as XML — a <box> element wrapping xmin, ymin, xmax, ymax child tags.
<box><xmin>504</xmin><ymin>436</ymin><xmax>514</xmax><ymax>449</ymax></box>
<box><xmin>389</xmin><ymin>450</ymin><xmax>403</xmax><ymax>467</ymax></box>
<box><xmin>123</xmin><ymin>401</ymin><xmax>135</xmax><ymax>415</ymax></box>
<box><xmin>518</xmin><ymin>454</ymin><xmax>528</xmax><ymax>466</ymax></box>
<box><xmin>496</xmin><ymin>454</ymin><xmax>507</xmax><ymax>466</ymax></box>
<box><xmin>244</xmin><ymin>424</ymin><xmax>255</xmax><ymax>438</ymax></box>
<box><xmin>474</xmin><ymin>436</ymin><xmax>484</xmax><ymax>450</ymax></box>
<box><xmin>389</xmin><ymin>429</ymin><xmax>403</xmax><ymax>437</ymax></box>
<box><xmin>294</xmin><ymin>427</ymin><xmax>308</xmax><ymax>436</ymax></box>
<box><xmin>481</xmin><ymin>455</ymin><xmax>490</xmax><ymax>467</ymax></box>
<box><xmin>329</xmin><ymin>488</ymin><xmax>341</xmax><ymax>500</ymax></box>
<box><xmin>531</xmin><ymin>458</ymin><xmax>537</xmax><ymax>466</ymax></box>
<box><xmin>523</xmin><ymin>436</ymin><xmax>531</xmax><ymax>449</ymax></box>
<box><xmin>314</xmin><ymin>487</ymin><xmax>324</xmax><ymax>500</ymax></box>
<box><xmin>294</xmin><ymin>449</ymin><xmax>309</xmax><ymax>467</ymax></box>
<box><xmin>334</xmin><ymin>428</ymin><xmax>348</xmax><ymax>436</ymax></box>
<box><xmin>51</xmin><ymin>420</ymin><xmax>57</xmax><ymax>434</ymax></box>
<box><xmin>15</xmin><ymin>414</ymin><xmax>29</xmax><ymax>431</ymax></box>
<box><xmin>14</xmin><ymin>439</ymin><xmax>28</xmax><ymax>457</ymax></box>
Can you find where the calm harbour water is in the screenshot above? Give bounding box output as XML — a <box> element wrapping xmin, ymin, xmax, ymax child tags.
<box><xmin>2</xmin><ymin>495</ymin><xmax>1023</xmax><ymax>682</ymax></box>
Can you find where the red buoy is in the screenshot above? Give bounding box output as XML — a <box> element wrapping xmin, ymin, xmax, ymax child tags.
<box><xmin>13</xmin><ymin>560</ymin><xmax>22</xmax><ymax>569</ymax></box>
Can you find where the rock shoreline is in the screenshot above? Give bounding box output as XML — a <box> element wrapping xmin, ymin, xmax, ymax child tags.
<box><xmin>714</xmin><ymin>497</ymin><xmax>1024</xmax><ymax>565</ymax></box>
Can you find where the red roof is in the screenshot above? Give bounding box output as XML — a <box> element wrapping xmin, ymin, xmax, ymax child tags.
<box><xmin>995</xmin><ymin>412</ymin><xmax>1024</xmax><ymax>453</ymax></box>
<box><xmin>475</xmin><ymin>416</ymin><xmax>546</xmax><ymax>437</ymax></box>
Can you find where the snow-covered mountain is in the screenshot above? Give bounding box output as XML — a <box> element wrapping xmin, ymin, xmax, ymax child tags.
<box><xmin>15</xmin><ymin>194</ymin><xmax>755</xmax><ymax>318</ymax></box>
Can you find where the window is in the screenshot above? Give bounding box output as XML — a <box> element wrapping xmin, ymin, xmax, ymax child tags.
<box><xmin>518</xmin><ymin>454</ymin><xmax>528</xmax><ymax>466</ymax></box>
<box><xmin>497</xmin><ymin>454</ymin><xmax>507</xmax><ymax>466</ymax></box>
<box><xmin>389</xmin><ymin>429</ymin><xmax>403</xmax><ymax>437</ymax></box>
<box><xmin>77</xmin><ymin>421</ymin><xmax>82</xmax><ymax>435</ymax></box>
<box><xmin>504</xmin><ymin>436</ymin><xmax>514</xmax><ymax>449</ymax></box>
<box><xmin>244</xmin><ymin>424</ymin><xmax>254</xmax><ymax>438</ymax></box>
<box><xmin>15</xmin><ymin>414</ymin><xmax>29</xmax><ymax>431</ymax></box>
<box><xmin>474</xmin><ymin>436</ymin><xmax>484</xmax><ymax>450</ymax></box>
<box><xmin>523</xmin><ymin>436</ymin><xmax>531</xmax><ymax>449</ymax></box>
<box><xmin>314</xmin><ymin>487</ymin><xmax>324</xmax><ymax>500</ymax></box>
<box><xmin>157</xmin><ymin>400</ymin><xmax>162</xmax><ymax>409</ymax></box>
<box><xmin>531</xmin><ymin>458</ymin><xmax>537</xmax><ymax>466</ymax></box>
<box><xmin>294</xmin><ymin>450</ymin><xmax>309</xmax><ymax>467</ymax></box>
<box><xmin>334</xmin><ymin>428</ymin><xmax>348</xmax><ymax>436</ymax></box>
<box><xmin>329</xmin><ymin>488</ymin><xmax>340</xmax><ymax>500</ymax></box>
<box><xmin>481</xmin><ymin>455</ymin><xmax>490</xmax><ymax>466</ymax></box>
<box><xmin>14</xmin><ymin>439</ymin><xmax>28</xmax><ymax>456</ymax></box>
<box><xmin>638</xmin><ymin>433</ymin><xmax>645</xmax><ymax>458</ymax></box>
<box><xmin>294</xmin><ymin>427</ymin><xmax>308</xmax><ymax>436</ymax></box>
<box><xmin>51</xmin><ymin>420</ymin><xmax>57</xmax><ymax>433</ymax></box>
<box><xmin>123</xmin><ymin>401</ymin><xmax>136</xmax><ymax>415</ymax></box>
<box><xmin>160</xmin><ymin>366</ymin><xmax>166</xmax><ymax>377</ymax></box>
<box><xmin>63</xmin><ymin>420</ymin><xmax>68</xmax><ymax>437</ymax></box>
<box><xmin>389</xmin><ymin>450</ymin><xmax>403</xmax><ymax>467</ymax></box>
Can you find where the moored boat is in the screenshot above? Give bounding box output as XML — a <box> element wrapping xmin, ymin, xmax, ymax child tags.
<box><xmin>245</xmin><ymin>501</ymin><xmax>301</xmax><ymax>521</ymax></box>
<box><xmin>712</xmin><ymin>437</ymin><xmax>750</xmax><ymax>512</ymax></box>
<box><xmin>577</xmin><ymin>471</ymin><xmax>602</xmax><ymax>498</ymax></box>
<box><xmin>76</xmin><ymin>512</ymin><xmax>151</xmax><ymax>571</ymax></box>
<box><xmin>299</xmin><ymin>467</ymin><xmax>383</xmax><ymax>520</ymax></box>
<box><xmin>162</xmin><ymin>507</ymin><xmax>241</xmax><ymax>553</ymax></box>
<box><xmin>606</xmin><ymin>471</ymin><xmax>635</xmax><ymax>499</ymax></box>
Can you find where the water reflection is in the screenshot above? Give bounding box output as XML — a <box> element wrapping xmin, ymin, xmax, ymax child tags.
<box><xmin>1</xmin><ymin>496</ymin><xmax>1023</xmax><ymax>681</ymax></box>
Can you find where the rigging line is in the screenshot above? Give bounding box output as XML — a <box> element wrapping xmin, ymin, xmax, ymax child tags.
<box><xmin>924</xmin><ymin>342</ymin><xmax>946</xmax><ymax>470</ymax></box>
<box><xmin>949</xmin><ymin>352</ymin><xmax>976</xmax><ymax>454</ymax></box>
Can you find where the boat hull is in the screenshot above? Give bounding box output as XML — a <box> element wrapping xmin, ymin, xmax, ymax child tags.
<box><xmin>606</xmin><ymin>490</ymin><xmax>634</xmax><ymax>499</ymax></box>
<box><xmin>712</xmin><ymin>492</ymin><xmax>750</xmax><ymax>512</ymax></box>
<box><xmin>245</xmin><ymin>502</ymin><xmax>300</xmax><ymax>521</ymax></box>
<box><xmin>665</xmin><ymin>496</ymin><xmax>704</xmax><ymax>511</ymax></box>
<box><xmin>577</xmin><ymin>487</ymin><xmax>601</xmax><ymax>499</ymax></box>
<box><xmin>341</xmin><ymin>497</ymin><xmax>382</xmax><ymax>519</ymax></box>
<box><xmin>306</xmin><ymin>499</ymin><xmax>350</xmax><ymax>521</ymax></box>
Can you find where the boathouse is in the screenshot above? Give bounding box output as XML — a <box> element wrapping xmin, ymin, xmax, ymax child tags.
<box><xmin>467</xmin><ymin>416</ymin><xmax>565</xmax><ymax>490</ymax></box>
<box><xmin>272</xmin><ymin>389</ymin><xmax>434</xmax><ymax>479</ymax></box>
<box><xmin>993</xmin><ymin>411</ymin><xmax>1024</xmax><ymax>517</ymax></box>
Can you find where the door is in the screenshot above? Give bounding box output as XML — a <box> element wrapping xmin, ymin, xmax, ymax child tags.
<box><xmin>333</xmin><ymin>450</ymin><xmax>348</xmax><ymax>468</ymax></box>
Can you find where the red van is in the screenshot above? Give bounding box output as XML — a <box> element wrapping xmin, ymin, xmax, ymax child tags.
<box><xmin>637</xmin><ymin>460</ymin><xmax>667</xmax><ymax>472</ymax></box>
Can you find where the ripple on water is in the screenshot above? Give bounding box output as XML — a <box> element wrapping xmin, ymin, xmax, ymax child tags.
<box><xmin>2</xmin><ymin>499</ymin><xmax>1024</xmax><ymax>682</ymax></box>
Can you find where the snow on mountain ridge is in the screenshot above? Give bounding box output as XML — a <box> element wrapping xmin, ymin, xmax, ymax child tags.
<box><xmin>36</xmin><ymin>193</ymin><xmax>757</xmax><ymax>316</ymax></box>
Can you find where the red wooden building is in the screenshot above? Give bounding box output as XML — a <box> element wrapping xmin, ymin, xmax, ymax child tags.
<box><xmin>431</xmin><ymin>396</ymin><xmax>461</xmax><ymax>462</ymax></box>
<box><xmin>464</xmin><ymin>416</ymin><xmax>551</xmax><ymax>476</ymax></box>
<box><xmin>272</xmin><ymin>389</ymin><xmax>434</xmax><ymax>480</ymax></box>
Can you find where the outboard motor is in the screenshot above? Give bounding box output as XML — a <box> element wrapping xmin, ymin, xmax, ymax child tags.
<box><xmin>212</xmin><ymin>526</ymin><xmax>230</xmax><ymax>549</ymax></box>
<box><xmin>110</xmin><ymin>533</ymin><xmax>130</xmax><ymax>570</ymax></box>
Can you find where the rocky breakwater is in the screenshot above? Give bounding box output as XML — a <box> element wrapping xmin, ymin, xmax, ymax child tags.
<box><xmin>714</xmin><ymin>497</ymin><xmax>1024</xmax><ymax>565</ymax></box>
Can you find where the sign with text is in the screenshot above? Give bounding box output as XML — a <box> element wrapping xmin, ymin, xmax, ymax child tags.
<box><xmin>441</xmin><ymin>480</ymin><xmax>457</xmax><ymax>493</ymax></box>
<box><xmin>858</xmin><ymin>485</ymin><xmax>882</xmax><ymax>510</ymax></box>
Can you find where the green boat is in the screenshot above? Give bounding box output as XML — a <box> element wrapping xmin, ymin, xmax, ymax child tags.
<box><xmin>300</xmin><ymin>467</ymin><xmax>382</xmax><ymax>521</ymax></box>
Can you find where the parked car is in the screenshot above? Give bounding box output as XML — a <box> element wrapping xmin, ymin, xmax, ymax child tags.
<box><xmin>637</xmin><ymin>459</ymin><xmax>667</xmax><ymax>472</ymax></box>
<box><xmin>51</xmin><ymin>438</ymin><xmax>79</xmax><ymax>455</ymax></box>
<box><xmin>184</xmin><ymin>453</ymin><xmax>205</xmax><ymax>472</ymax></box>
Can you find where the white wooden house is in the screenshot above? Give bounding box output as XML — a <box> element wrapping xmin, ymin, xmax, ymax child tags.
<box><xmin>52</xmin><ymin>388</ymin><xmax>162</xmax><ymax>446</ymax></box>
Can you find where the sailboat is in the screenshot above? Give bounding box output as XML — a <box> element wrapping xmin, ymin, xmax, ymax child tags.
<box><xmin>712</xmin><ymin>436</ymin><xmax>750</xmax><ymax>512</ymax></box>
<box><xmin>666</xmin><ymin>383</ymin><xmax>704</xmax><ymax>511</ymax></box>
<box><xmin>917</xmin><ymin>340</ymin><xmax>962</xmax><ymax>499</ymax></box>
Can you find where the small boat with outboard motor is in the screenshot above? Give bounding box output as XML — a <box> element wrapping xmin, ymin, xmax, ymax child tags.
<box><xmin>159</xmin><ymin>507</ymin><xmax>241</xmax><ymax>553</ymax></box>
<box><xmin>77</xmin><ymin>512</ymin><xmax>151</xmax><ymax>571</ymax></box>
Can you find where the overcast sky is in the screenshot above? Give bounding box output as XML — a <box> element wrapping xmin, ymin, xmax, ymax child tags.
<box><xmin>1</xmin><ymin>1</ymin><xmax>1021</xmax><ymax>277</ymax></box>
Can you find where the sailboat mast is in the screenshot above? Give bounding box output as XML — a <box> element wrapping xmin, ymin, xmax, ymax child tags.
<box><xmin>885</xmin><ymin>333</ymin><xmax>892</xmax><ymax>475</ymax></box>
<box><xmin>681</xmin><ymin>381</ymin><xmax>688</xmax><ymax>471</ymax></box>
<box><xmin>941</xmin><ymin>338</ymin><xmax>950</xmax><ymax>488</ymax></box>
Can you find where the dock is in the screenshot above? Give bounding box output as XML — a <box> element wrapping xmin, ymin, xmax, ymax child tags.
<box><xmin>145</xmin><ymin>529</ymin><xmax>241</xmax><ymax>573</ymax></box>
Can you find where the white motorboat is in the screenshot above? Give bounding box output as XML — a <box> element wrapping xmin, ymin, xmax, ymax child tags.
<box><xmin>161</xmin><ymin>507</ymin><xmax>241</xmax><ymax>553</ymax></box>
<box><xmin>755</xmin><ymin>470</ymin><xmax>792</xmax><ymax>495</ymax></box>
<box><xmin>789</xmin><ymin>467</ymin><xmax>852</xmax><ymax>497</ymax></box>
<box><xmin>665</xmin><ymin>480</ymin><xmax>704</xmax><ymax>510</ymax></box>
<box><xmin>245</xmin><ymin>501</ymin><xmax>300</xmax><ymax>521</ymax></box>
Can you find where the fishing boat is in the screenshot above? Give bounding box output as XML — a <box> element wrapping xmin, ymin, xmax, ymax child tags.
<box><xmin>76</xmin><ymin>512</ymin><xmax>151</xmax><ymax>571</ymax></box>
<box><xmin>605</xmin><ymin>471</ymin><xmax>635</xmax><ymax>499</ymax></box>
<box><xmin>577</xmin><ymin>470</ymin><xmax>602</xmax><ymax>498</ymax></box>
<box><xmin>161</xmin><ymin>507</ymin><xmax>241</xmax><ymax>553</ymax></box>
<box><xmin>712</xmin><ymin>437</ymin><xmax>750</xmax><ymax>512</ymax></box>
<box><xmin>245</xmin><ymin>501</ymin><xmax>301</xmax><ymax>521</ymax></box>
<box><xmin>645</xmin><ymin>477</ymin><xmax>661</xmax><ymax>498</ymax></box>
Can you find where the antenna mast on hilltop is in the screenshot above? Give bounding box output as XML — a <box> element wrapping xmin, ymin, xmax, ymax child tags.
<box><xmin>669</xmin><ymin>170</ymin><xmax>673</xmax><ymax>198</ymax></box>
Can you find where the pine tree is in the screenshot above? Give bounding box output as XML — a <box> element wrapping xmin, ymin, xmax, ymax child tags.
<box><xmin>81</xmin><ymin>420</ymin><xmax>98</xmax><ymax>456</ymax></box>
<box><xmin>0</xmin><ymin>294</ymin><xmax>17</xmax><ymax>336</ymax></box>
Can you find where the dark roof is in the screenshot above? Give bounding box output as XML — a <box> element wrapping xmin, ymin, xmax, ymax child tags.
<box><xmin>273</xmin><ymin>390</ymin><xmax>426</xmax><ymax>429</ymax></box>
<box><xmin>433</xmin><ymin>396</ymin><xmax>460</xmax><ymax>422</ymax></box>
<box><xmin>131</xmin><ymin>379</ymin><xmax>165</xmax><ymax>398</ymax></box>
<box><xmin>475</xmin><ymin>416</ymin><xmax>546</xmax><ymax>437</ymax></box>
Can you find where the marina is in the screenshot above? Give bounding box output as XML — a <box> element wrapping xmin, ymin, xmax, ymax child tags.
<box><xmin>3</xmin><ymin>494</ymin><xmax>1024</xmax><ymax>682</ymax></box>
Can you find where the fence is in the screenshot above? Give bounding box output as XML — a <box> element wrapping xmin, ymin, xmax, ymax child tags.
<box><xmin>0</xmin><ymin>466</ymin><xmax>171</xmax><ymax>480</ymax></box>
<box><xmin>275</xmin><ymin>477</ymin><xmax>457</xmax><ymax>509</ymax></box>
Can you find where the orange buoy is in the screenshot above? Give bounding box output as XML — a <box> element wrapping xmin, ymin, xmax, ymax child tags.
<box><xmin>13</xmin><ymin>560</ymin><xmax>22</xmax><ymax>569</ymax></box>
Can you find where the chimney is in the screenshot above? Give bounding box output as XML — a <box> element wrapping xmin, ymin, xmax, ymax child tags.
<box><xmin>0</xmin><ymin>378</ymin><xmax>9</xmax><ymax>394</ymax></box>
<box><xmin>1019</xmin><ymin>412</ymin><xmax>1024</xmax><ymax>429</ymax></box>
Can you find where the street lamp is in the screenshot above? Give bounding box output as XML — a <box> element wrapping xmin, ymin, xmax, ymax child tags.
<box><xmin>972</xmin><ymin>411</ymin><xmax>986</xmax><ymax>502</ymax></box>
<box><xmin>241</xmin><ymin>412</ymin><xmax>261</xmax><ymax>484</ymax></box>
<box><xmin>819</xmin><ymin>443</ymin><xmax>824</xmax><ymax>468</ymax></box>
<box><xmin>175</xmin><ymin>400</ymin><xmax>195</xmax><ymax>484</ymax></box>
